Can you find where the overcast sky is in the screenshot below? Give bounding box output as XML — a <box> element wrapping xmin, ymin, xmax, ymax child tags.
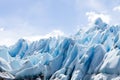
<box><xmin>0</xmin><ymin>0</ymin><xmax>120</xmax><ymax>46</ymax></box>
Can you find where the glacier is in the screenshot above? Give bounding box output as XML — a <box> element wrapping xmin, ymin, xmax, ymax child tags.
<box><xmin>0</xmin><ymin>18</ymin><xmax>120</xmax><ymax>80</ymax></box>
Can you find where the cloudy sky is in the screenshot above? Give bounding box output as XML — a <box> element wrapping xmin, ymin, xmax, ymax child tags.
<box><xmin>0</xmin><ymin>0</ymin><xmax>120</xmax><ymax>46</ymax></box>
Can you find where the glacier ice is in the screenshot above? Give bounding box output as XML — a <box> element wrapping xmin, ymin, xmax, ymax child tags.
<box><xmin>0</xmin><ymin>18</ymin><xmax>120</xmax><ymax>80</ymax></box>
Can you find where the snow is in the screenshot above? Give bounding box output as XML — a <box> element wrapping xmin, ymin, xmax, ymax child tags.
<box><xmin>0</xmin><ymin>46</ymin><xmax>11</xmax><ymax>62</ymax></box>
<box><xmin>0</xmin><ymin>57</ymin><xmax>12</xmax><ymax>72</ymax></box>
<box><xmin>0</xmin><ymin>18</ymin><xmax>120</xmax><ymax>79</ymax></box>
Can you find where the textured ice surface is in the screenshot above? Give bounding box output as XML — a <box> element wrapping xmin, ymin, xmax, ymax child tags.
<box><xmin>0</xmin><ymin>18</ymin><xmax>120</xmax><ymax>80</ymax></box>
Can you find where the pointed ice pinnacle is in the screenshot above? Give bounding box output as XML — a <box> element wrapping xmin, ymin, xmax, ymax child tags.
<box><xmin>94</xmin><ymin>18</ymin><xmax>107</xmax><ymax>31</ymax></box>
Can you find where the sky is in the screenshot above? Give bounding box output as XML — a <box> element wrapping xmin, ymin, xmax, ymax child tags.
<box><xmin>0</xmin><ymin>0</ymin><xmax>120</xmax><ymax>46</ymax></box>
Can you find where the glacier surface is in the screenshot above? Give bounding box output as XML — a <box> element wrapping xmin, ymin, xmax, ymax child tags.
<box><xmin>0</xmin><ymin>18</ymin><xmax>120</xmax><ymax>80</ymax></box>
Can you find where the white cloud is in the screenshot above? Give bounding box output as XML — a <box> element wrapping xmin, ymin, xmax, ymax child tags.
<box><xmin>86</xmin><ymin>11</ymin><xmax>111</xmax><ymax>24</ymax></box>
<box><xmin>0</xmin><ymin>38</ymin><xmax>15</xmax><ymax>47</ymax></box>
<box><xmin>0</xmin><ymin>27</ymin><xmax>4</xmax><ymax>31</ymax></box>
<box><xmin>0</xmin><ymin>17</ymin><xmax>36</xmax><ymax>46</ymax></box>
<box><xmin>113</xmin><ymin>5</ymin><xmax>120</xmax><ymax>12</ymax></box>
<box><xmin>0</xmin><ymin>29</ymin><xmax>65</xmax><ymax>46</ymax></box>
<box><xmin>0</xmin><ymin>30</ymin><xmax>17</xmax><ymax>46</ymax></box>
<box><xmin>23</xmin><ymin>30</ymin><xmax>65</xmax><ymax>42</ymax></box>
<box><xmin>45</xmin><ymin>30</ymin><xmax>64</xmax><ymax>38</ymax></box>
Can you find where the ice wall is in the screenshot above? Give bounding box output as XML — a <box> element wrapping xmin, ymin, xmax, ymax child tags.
<box><xmin>0</xmin><ymin>18</ymin><xmax>120</xmax><ymax>80</ymax></box>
